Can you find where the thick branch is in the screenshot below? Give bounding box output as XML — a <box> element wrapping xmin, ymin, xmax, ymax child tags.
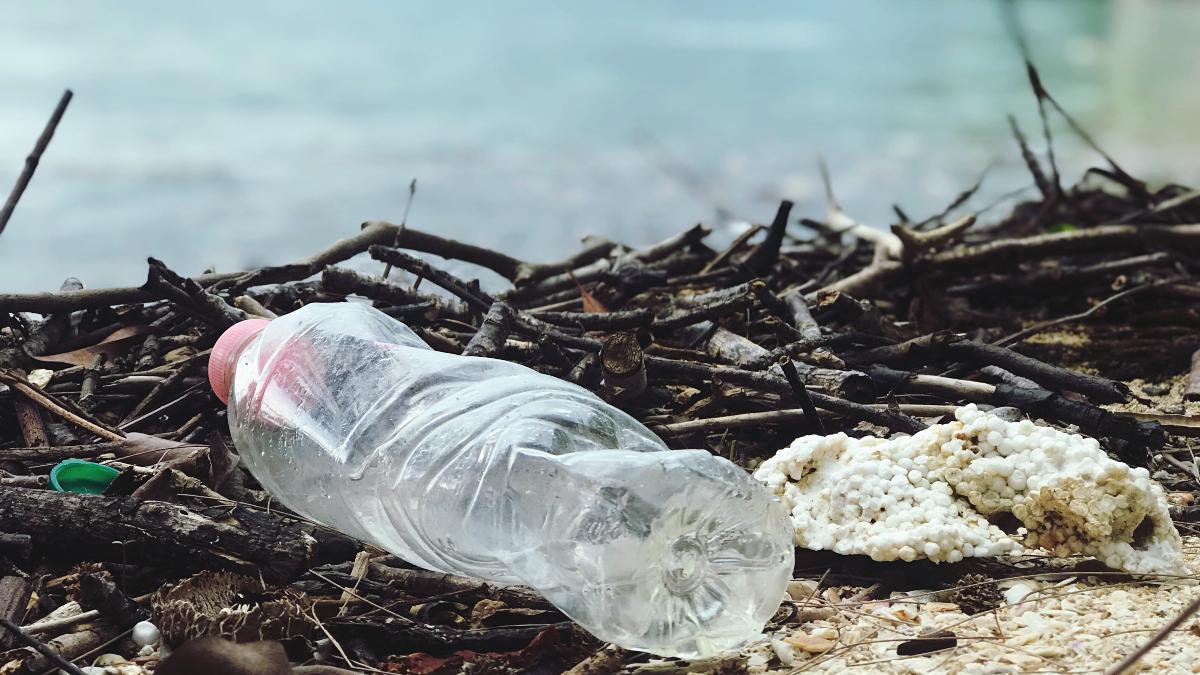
<box><xmin>0</xmin><ymin>487</ymin><xmax>315</xmax><ymax>583</ymax></box>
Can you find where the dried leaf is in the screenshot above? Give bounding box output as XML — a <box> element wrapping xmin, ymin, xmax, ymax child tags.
<box><xmin>32</xmin><ymin>325</ymin><xmax>154</xmax><ymax>367</ymax></box>
<box><xmin>568</xmin><ymin>271</ymin><xmax>608</xmax><ymax>313</ymax></box>
<box><xmin>116</xmin><ymin>432</ymin><xmax>207</xmax><ymax>467</ymax></box>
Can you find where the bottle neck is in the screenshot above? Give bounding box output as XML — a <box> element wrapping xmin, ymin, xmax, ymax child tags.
<box><xmin>209</xmin><ymin>319</ymin><xmax>270</xmax><ymax>404</ymax></box>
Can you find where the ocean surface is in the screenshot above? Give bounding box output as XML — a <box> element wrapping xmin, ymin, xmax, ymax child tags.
<box><xmin>2</xmin><ymin>0</ymin><xmax>1198</xmax><ymax>293</ymax></box>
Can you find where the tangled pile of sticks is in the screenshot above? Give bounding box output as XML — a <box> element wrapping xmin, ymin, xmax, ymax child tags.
<box><xmin>1</xmin><ymin>68</ymin><xmax>1200</xmax><ymax>672</ymax></box>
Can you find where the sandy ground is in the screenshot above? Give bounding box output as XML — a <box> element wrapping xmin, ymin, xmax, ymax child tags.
<box><xmin>626</xmin><ymin>539</ymin><xmax>1200</xmax><ymax>675</ymax></box>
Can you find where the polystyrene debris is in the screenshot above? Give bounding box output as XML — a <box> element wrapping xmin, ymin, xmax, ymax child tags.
<box><xmin>753</xmin><ymin>404</ymin><xmax>1184</xmax><ymax>573</ymax></box>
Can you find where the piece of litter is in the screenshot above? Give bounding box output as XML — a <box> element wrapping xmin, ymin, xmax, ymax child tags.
<box><xmin>754</xmin><ymin>404</ymin><xmax>1185</xmax><ymax>573</ymax></box>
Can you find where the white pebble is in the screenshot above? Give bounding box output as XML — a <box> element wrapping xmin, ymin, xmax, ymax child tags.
<box><xmin>131</xmin><ymin>620</ymin><xmax>161</xmax><ymax>647</ymax></box>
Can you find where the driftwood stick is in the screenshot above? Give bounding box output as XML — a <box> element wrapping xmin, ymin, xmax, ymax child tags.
<box><xmin>701</xmin><ymin>224</ymin><xmax>763</xmax><ymax>273</ymax></box>
<box><xmin>807</xmin><ymin>258</ymin><xmax>904</xmax><ymax>301</ymax></box>
<box><xmin>891</xmin><ymin>213</ymin><xmax>976</xmax><ymax>261</ymax></box>
<box><xmin>367</xmin><ymin>562</ymin><xmax>552</xmax><ymax>610</ymax></box>
<box><xmin>13</xmin><ymin>396</ymin><xmax>49</xmax><ymax>447</ymax></box>
<box><xmin>945</xmin><ymin>339</ymin><xmax>1130</xmax><ymax>403</ymax></box>
<box><xmin>779</xmin><ymin>356</ymin><xmax>825</xmax><ymax>433</ymax></box>
<box><xmin>516</xmin><ymin>237</ymin><xmax>618</xmax><ymax>285</ymax></box>
<box><xmin>653</xmin><ymin>292</ymin><xmax>751</xmax><ymax>331</ymax></box>
<box><xmin>143</xmin><ymin>258</ymin><xmax>249</xmax><ymax>328</ymax></box>
<box><xmin>321</xmin><ymin>266</ymin><xmax>471</xmax><ymax>321</ymax></box>
<box><xmin>677</xmin><ymin>322</ymin><xmax>767</xmax><ymax>365</ymax></box>
<box><xmin>978</xmin><ymin>367</ymin><xmax>1163</xmax><ymax>451</ymax></box>
<box><xmin>368</xmin><ymin>245</ymin><xmax>493</xmax><ymax>311</ymax></box>
<box><xmin>568</xmin><ymin>352</ymin><xmax>598</xmax><ymax>386</ymax></box>
<box><xmin>508</xmin><ymin>225</ymin><xmax>711</xmax><ymax>304</ymax></box>
<box><xmin>919</xmin><ymin>224</ymin><xmax>1200</xmax><ymax>270</ymax></box>
<box><xmin>0</xmin><ymin>617</ymin><xmax>88</xmax><ymax>675</ymax></box>
<box><xmin>0</xmin><ymin>486</ymin><xmax>315</xmax><ymax>583</ymax></box>
<box><xmin>644</xmin><ymin>356</ymin><xmax>912</xmax><ymax>431</ymax></box>
<box><xmin>0</xmin><ymin>221</ymin><xmax>406</xmax><ymax>314</ymax></box>
<box><xmin>1186</xmin><ymin>349</ymin><xmax>1200</xmax><ymax>402</ymax></box>
<box><xmin>530</xmin><ymin>308</ymin><xmax>651</xmax><ymax>331</ymax></box>
<box><xmin>463</xmin><ymin>302</ymin><xmax>515</xmax><ymax>358</ymax></box>
<box><xmin>368</xmin><ymin>220</ymin><xmax>619</xmax><ymax>285</ymax></box>
<box><xmin>946</xmin><ymin>251</ymin><xmax>1172</xmax><ymax>295</ymax></box>
<box><xmin>0</xmin><ymin>89</ymin><xmax>73</xmax><ymax>238</ymax></box>
<box><xmin>600</xmin><ymin>332</ymin><xmax>646</xmax><ymax>402</ymax></box>
<box><xmin>78</xmin><ymin>354</ymin><xmax>106</xmax><ymax>411</ymax></box>
<box><xmin>501</xmin><ymin>257</ymin><xmax>611</xmax><ymax>304</ymax></box>
<box><xmin>779</xmin><ymin>286</ymin><xmax>822</xmax><ymax>339</ymax></box>
<box><xmin>740</xmin><ymin>200</ymin><xmax>793</xmax><ymax>274</ymax></box>
<box><xmin>865</xmin><ymin>365</ymin><xmax>996</xmax><ymax>402</ymax></box>
<box><xmin>629</xmin><ymin>223</ymin><xmax>711</xmax><ymax>263</ymax></box>
<box><xmin>0</xmin><ymin>370</ymin><xmax>125</xmax><ymax>441</ymax></box>
<box><xmin>0</xmin><ymin>442</ymin><xmax>119</xmax><ymax>463</ymax></box>
<box><xmin>0</xmin><ymin>577</ymin><xmax>32</xmax><ymax>649</ymax></box>
<box><xmin>853</xmin><ymin>333</ymin><xmax>1132</xmax><ymax>403</ymax></box>
<box><xmin>657</xmin><ymin>405</ymin><xmax>957</xmax><ymax>437</ymax></box>
<box><xmin>233</xmin><ymin>294</ymin><xmax>279</xmax><ymax>319</ymax></box>
<box><xmin>1008</xmin><ymin>114</ymin><xmax>1053</xmax><ymax>202</ymax></box>
<box><xmin>367</xmin><ymin>220</ymin><xmax>527</xmax><ymax>280</ymax></box>
<box><xmin>564</xmin><ymin>644</ymin><xmax>628</xmax><ymax>675</ymax></box>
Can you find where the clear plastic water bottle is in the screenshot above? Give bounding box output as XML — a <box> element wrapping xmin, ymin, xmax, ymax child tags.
<box><xmin>208</xmin><ymin>302</ymin><xmax>793</xmax><ymax>658</ymax></box>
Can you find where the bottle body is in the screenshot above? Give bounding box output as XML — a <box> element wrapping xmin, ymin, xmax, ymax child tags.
<box><xmin>222</xmin><ymin>302</ymin><xmax>792</xmax><ymax>657</ymax></box>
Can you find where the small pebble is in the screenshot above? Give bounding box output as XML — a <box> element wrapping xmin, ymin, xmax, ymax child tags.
<box><xmin>94</xmin><ymin>654</ymin><xmax>129</xmax><ymax>666</ymax></box>
<box><xmin>1141</xmin><ymin>383</ymin><xmax>1170</xmax><ymax>396</ymax></box>
<box><xmin>28</xmin><ymin>369</ymin><xmax>55</xmax><ymax>388</ymax></box>
<box><xmin>131</xmin><ymin>620</ymin><xmax>161</xmax><ymax>647</ymax></box>
<box><xmin>1004</xmin><ymin>581</ymin><xmax>1038</xmax><ymax>606</ymax></box>
<box><xmin>785</xmin><ymin>632</ymin><xmax>836</xmax><ymax>653</ymax></box>
<box><xmin>786</xmin><ymin>579</ymin><xmax>819</xmax><ymax>601</ymax></box>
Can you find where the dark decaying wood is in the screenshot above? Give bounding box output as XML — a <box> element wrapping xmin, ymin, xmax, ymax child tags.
<box><xmin>0</xmin><ymin>487</ymin><xmax>315</xmax><ymax>583</ymax></box>
<box><xmin>600</xmin><ymin>332</ymin><xmax>647</xmax><ymax>402</ymax></box>
<box><xmin>0</xmin><ymin>576</ymin><xmax>33</xmax><ymax>649</ymax></box>
<box><xmin>1186</xmin><ymin>348</ymin><xmax>1200</xmax><ymax>402</ymax></box>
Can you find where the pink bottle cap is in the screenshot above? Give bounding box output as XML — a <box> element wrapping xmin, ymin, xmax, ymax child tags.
<box><xmin>209</xmin><ymin>319</ymin><xmax>270</xmax><ymax>404</ymax></box>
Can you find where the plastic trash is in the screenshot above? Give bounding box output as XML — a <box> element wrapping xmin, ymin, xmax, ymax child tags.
<box><xmin>49</xmin><ymin>459</ymin><xmax>119</xmax><ymax>494</ymax></box>
<box><xmin>208</xmin><ymin>302</ymin><xmax>793</xmax><ymax>658</ymax></box>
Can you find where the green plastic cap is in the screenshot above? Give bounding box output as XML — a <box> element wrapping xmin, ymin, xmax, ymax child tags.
<box><xmin>49</xmin><ymin>459</ymin><xmax>120</xmax><ymax>495</ymax></box>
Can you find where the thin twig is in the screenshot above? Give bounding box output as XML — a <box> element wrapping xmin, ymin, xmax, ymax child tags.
<box><xmin>994</xmin><ymin>278</ymin><xmax>1182</xmax><ymax>347</ymax></box>
<box><xmin>1103</xmin><ymin>594</ymin><xmax>1200</xmax><ymax>674</ymax></box>
<box><xmin>0</xmin><ymin>616</ymin><xmax>88</xmax><ymax>675</ymax></box>
<box><xmin>381</xmin><ymin>178</ymin><xmax>418</xmax><ymax>280</ymax></box>
<box><xmin>0</xmin><ymin>89</ymin><xmax>73</xmax><ymax>238</ymax></box>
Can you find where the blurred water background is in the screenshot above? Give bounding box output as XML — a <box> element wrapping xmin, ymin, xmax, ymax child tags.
<box><xmin>1</xmin><ymin>0</ymin><xmax>1198</xmax><ymax>292</ymax></box>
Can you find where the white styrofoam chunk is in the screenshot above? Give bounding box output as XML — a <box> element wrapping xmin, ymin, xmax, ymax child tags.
<box><xmin>753</xmin><ymin>404</ymin><xmax>1185</xmax><ymax>574</ymax></box>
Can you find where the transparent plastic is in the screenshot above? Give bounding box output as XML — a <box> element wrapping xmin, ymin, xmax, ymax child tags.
<box><xmin>220</xmin><ymin>302</ymin><xmax>793</xmax><ymax>657</ymax></box>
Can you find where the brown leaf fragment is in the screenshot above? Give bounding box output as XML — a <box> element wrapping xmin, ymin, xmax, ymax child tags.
<box><xmin>569</xmin><ymin>271</ymin><xmax>608</xmax><ymax>313</ymax></box>
<box><xmin>31</xmin><ymin>325</ymin><xmax>154</xmax><ymax>367</ymax></box>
